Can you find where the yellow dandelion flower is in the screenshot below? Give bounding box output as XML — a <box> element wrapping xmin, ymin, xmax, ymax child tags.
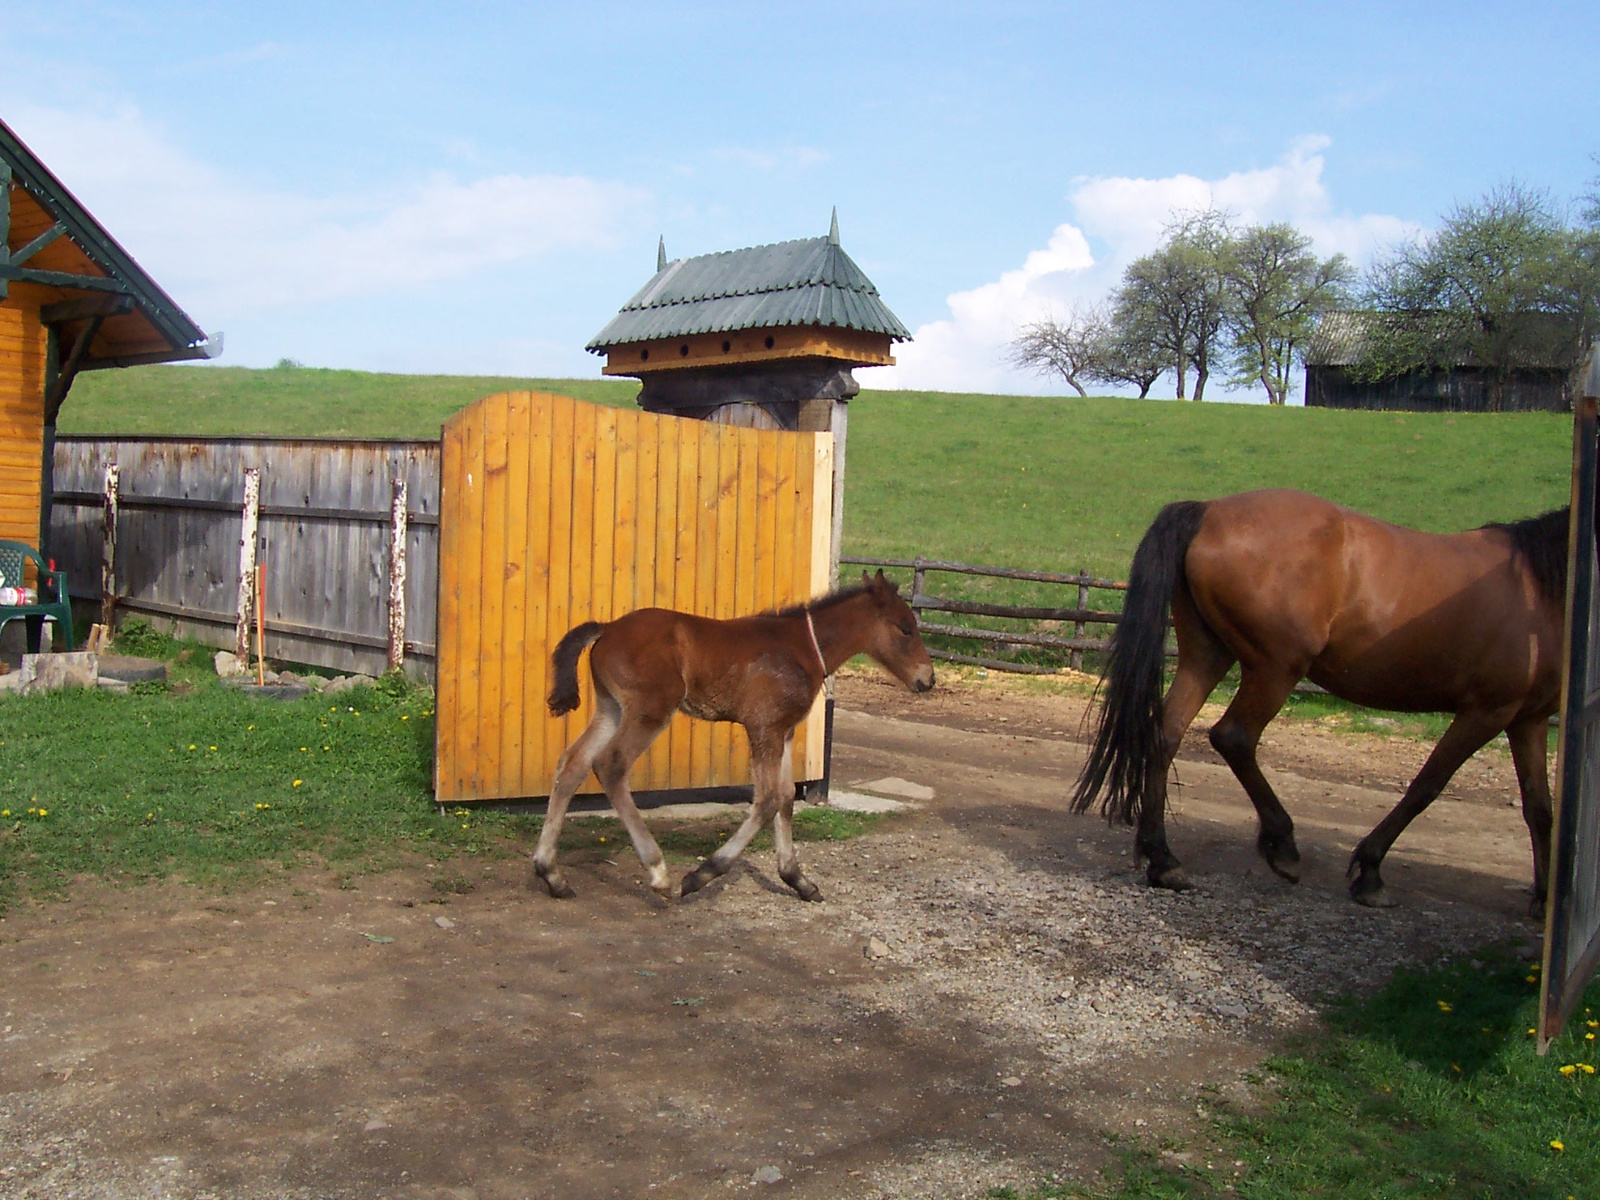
<box><xmin>1551</xmin><ymin>1140</ymin><xmax>1565</xmax><ymax>1152</ymax></box>
<box><xmin>1584</xmin><ymin>1064</ymin><xmax>1598</xmax><ymax>1075</ymax></box>
<box><xmin>1559</xmin><ymin>1065</ymin><xmax>1576</xmax><ymax>1076</ymax></box>
<box><xmin>1530</xmin><ymin>1028</ymin><xmax>1539</xmax><ymax>1036</ymax></box>
<box><xmin>401</xmin><ymin>715</ymin><xmax>409</xmax><ymax>721</ymax></box>
<box><xmin>461</xmin><ymin>823</ymin><xmax>468</xmax><ymax>829</ymax></box>
<box><xmin>300</xmin><ymin>747</ymin><xmax>307</xmax><ymax>752</ymax></box>
<box><xmin>247</xmin><ymin>725</ymin><xmax>254</xmax><ymax>731</ymax></box>
<box><xmin>146</xmin><ymin>813</ymin><xmax>153</xmax><ymax>819</ymax></box>
<box><xmin>1589</xmin><ymin>1020</ymin><xmax>1598</xmax><ymax>1029</ymax></box>
<box><xmin>292</xmin><ymin>779</ymin><xmax>302</xmax><ymax>787</ymax></box>
<box><xmin>1437</xmin><ymin>1000</ymin><xmax>1453</xmax><ymax>1012</ymax></box>
<box><xmin>1527</xmin><ymin>975</ymin><xmax>1538</xmax><ymax>984</ymax></box>
<box><xmin>1588</xmin><ymin>1033</ymin><xmax>1596</xmax><ymax>1042</ymax></box>
<box><xmin>188</xmin><ymin>744</ymin><xmax>196</xmax><ymax>750</ymax></box>
<box><xmin>1451</xmin><ymin>1063</ymin><xmax>1461</xmax><ymax>1072</ymax></box>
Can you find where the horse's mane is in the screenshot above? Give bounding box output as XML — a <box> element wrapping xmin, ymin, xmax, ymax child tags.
<box><xmin>1481</xmin><ymin>507</ymin><xmax>1570</xmax><ymax>607</ymax></box>
<box><xmin>770</xmin><ymin>583</ymin><xmax>871</xmax><ymax>619</ymax></box>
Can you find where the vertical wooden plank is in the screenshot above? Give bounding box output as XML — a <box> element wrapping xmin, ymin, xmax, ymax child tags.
<box><xmin>567</xmin><ymin>399</ymin><xmax>598</xmax><ymax>791</ymax></box>
<box><xmin>455</xmin><ymin>404</ymin><xmax>487</xmax><ymax>799</ymax></box>
<box><xmin>801</xmin><ymin>432</ymin><xmax>836</xmax><ymax>781</ymax></box>
<box><xmin>729</xmin><ymin>427</ymin><xmax>761</xmax><ymax>783</ymax></box>
<box><xmin>690</xmin><ymin>421</ymin><xmax>720</xmax><ymax>785</ymax></box>
<box><xmin>709</xmin><ymin>426</ymin><xmax>741</xmax><ymax>782</ymax></box>
<box><xmin>542</xmin><ymin>394</ymin><xmax>577</xmax><ymax>794</ymax></box>
<box><xmin>754</xmin><ymin>429</ymin><xmax>781</xmax><ymax>614</ymax></box>
<box><xmin>629</xmin><ymin>411</ymin><xmax>661</xmax><ymax>791</ymax></box>
<box><xmin>590</xmin><ymin>406</ymin><xmax>617</xmax><ymax>630</ymax></box>
<box><xmin>772</xmin><ymin>428</ymin><xmax>799</xmax><ymax>610</ymax></box>
<box><xmin>475</xmin><ymin>396</ymin><xmax>510</xmax><ymax>799</ymax></box>
<box><xmin>670</xmin><ymin>420</ymin><xmax>700</xmax><ymax>790</ymax></box>
<box><xmin>644</xmin><ymin>413</ymin><xmax>681</xmax><ymax>791</ymax></box>
<box><xmin>521</xmin><ymin>394</ymin><xmax>556</xmax><ymax>797</ymax></box>
<box><xmin>435</xmin><ymin>424</ymin><xmax>465</xmax><ymax>798</ymax></box>
<box><xmin>499</xmin><ymin>394</ymin><xmax>532</xmax><ymax>794</ymax></box>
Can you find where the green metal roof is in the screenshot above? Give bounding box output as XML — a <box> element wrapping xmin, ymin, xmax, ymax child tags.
<box><xmin>587</xmin><ymin>220</ymin><xmax>910</xmax><ymax>351</ymax></box>
<box><xmin>0</xmin><ymin>117</ymin><xmax>217</xmax><ymax>367</ymax></box>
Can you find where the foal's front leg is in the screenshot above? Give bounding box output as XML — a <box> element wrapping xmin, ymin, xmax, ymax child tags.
<box><xmin>770</xmin><ymin>733</ymin><xmax>822</xmax><ymax>901</ymax></box>
<box><xmin>681</xmin><ymin>728</ymin><xmax>786</xmax><ymax>898</ymax></box>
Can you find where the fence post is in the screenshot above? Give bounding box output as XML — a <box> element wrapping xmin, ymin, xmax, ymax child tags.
<box><xmin>235</xmin><ymin>467</ymin><xmax>259</xmax><ymax>662</ymax></box>
<box><xmin>100</xmin><ymin>462</ymin><xmax>119</xmax><ymax>631</ymax></box>
<box><xmin>1071</xmin><ymin>571</ymin><xmax>1088</xmax><ymax>671</ymax></box>
<box><xmin>387</xmin><ymin>475</ymin><xmax>408</xmax><ymax>673</ymax></box>
<box><xmin>912</xmin><ymin>556</ymin><xmax>927</xmax><ymax>604</ymax></box>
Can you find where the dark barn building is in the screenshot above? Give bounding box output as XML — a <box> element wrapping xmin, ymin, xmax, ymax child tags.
<box><xmin>1304</xmin><ymin>312</ymin><xmax>1577</xmax><ymax>413</ymax></box>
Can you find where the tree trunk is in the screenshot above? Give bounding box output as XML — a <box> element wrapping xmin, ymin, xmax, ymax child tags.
<box><xmin>1193</xmin><ymin>363</ymin><xmax>1208</xmax><ymax>402</ymax></box>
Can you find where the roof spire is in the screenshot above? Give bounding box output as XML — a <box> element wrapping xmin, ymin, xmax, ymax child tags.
<box><xmin>657</xmin><ymin>236</ymin><xmax>667</xmax><ymax>272</ymax></box>
<box><xmin>828</xmin><ymin>207</ymin><xmax>839</xmax><ymax>246</ymax></box>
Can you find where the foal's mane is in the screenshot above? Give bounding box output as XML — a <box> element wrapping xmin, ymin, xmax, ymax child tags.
<box><xmin>770</xmin><ymin>583</ymin><xmax>871</xmax><ymax>619</ymax></box>
<box><xmin>1481</xmin><ymin>506</ymin><xmax>1571</xmax><ymax>607</ymax></box>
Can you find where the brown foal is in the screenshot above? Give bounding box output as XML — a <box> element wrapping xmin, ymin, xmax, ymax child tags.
<box><xmin>534</xmin><ymin>570</ymin><xmax>934</xmax><ymax>902</ymax></box>
<box><xmin>1073</xmin><ymin>489</ymin><xmax>1567</xmax><ymax>913</ymax></box>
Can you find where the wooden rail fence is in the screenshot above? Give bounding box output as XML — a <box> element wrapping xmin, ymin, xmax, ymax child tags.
<box><xmin>841</xmin><ymin>554</ymin><xmax>1145</xmax><ymax>674</ymax></box>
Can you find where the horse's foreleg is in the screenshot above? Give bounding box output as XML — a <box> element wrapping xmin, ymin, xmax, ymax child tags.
<box><xmin>532</xmin><ymin>696</ymin><xmax>620</xmax><ymax>899</ymax></box>
<box><xmin>1507</xmin><ymin>712</ymin><xmax>1555</xmax><ymax>921</ymax></box>
<box><xmin>1209</xmin><ymin>666</ymin><xmax>1302</xmax><ymax>882</ymax></box>
<box><xmin>681</xmin><ymin>730</ymin><xmax>784</xmax><ymax>898</ymax></box>
<box><xmin>595</xmin><ymin>716</ymin><xmax>673</xmax><ymax>897</ymax></box>
<box><xmin>1140</xmin><ymin>612</ymin><xmax>1233</xmax><ymax>891</ymax></box>
<box><xmin>769</xmin><ymin>735</ymin><xmax>821</xmax><ymax>901</ymax></box>
<box><xmin>1347</xmin><ymin>706</ymin><xmax>1514</xmax><ymax>907</ymax></box>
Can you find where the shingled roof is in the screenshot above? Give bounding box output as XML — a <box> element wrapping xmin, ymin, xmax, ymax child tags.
<box><xmin>587</xmin><ymin>216</ymin><xmax>910</xmax><ymax>352</ymax></box>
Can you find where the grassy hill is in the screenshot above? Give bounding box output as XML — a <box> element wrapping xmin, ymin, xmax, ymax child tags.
<box><xmin>67</xmin><ymin>365</ymin><xmax>1573</xmax><ymax>585</ymax></box>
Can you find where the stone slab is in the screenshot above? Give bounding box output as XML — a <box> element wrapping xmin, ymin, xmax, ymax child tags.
<box><xmin>826</xmin><ymin>790</ymin><xmax>913</xmax><ymax>813</ymax></box>
<box><xmin>855</xmin><ymin>776</ymin><xmax>935</xmax><ymax>801</ymax></box>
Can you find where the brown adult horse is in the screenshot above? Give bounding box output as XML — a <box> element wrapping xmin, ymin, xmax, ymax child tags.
<box><xmin>1072</xmin><ymin>489</ymin><xmax>1568</xmax><ymax>913</ymax></box>
<box><xmin>535</xmin><ymin>571</ymin><xmax>935</xmax><ymax>903</ymax></box>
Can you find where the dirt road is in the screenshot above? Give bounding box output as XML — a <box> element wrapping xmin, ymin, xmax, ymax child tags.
<box><xmin>0</xmin><ymin>673</ymin><xmax>1535</xmax><ymax>1199</ymax></box>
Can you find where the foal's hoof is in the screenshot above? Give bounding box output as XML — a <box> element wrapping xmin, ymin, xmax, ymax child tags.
<box><xmin>1348</xmin><ymin>875</ymin><xmax>1395</xmax><ymax>908</ymax></box>
<box><xmin>540</xmin><ymin>875</ymin><xmax>576</xmax><ymax>900</ymax></box>
<box><xmin>789</xmin><ymin>878</ymin><xmax>824</xmax><ymax>903</ymax></box>
<box><xmin>1150</xmin><ymin>866</ymin><xmax>1193</xmax><ymax>892</ymax></box>
<box><xmin>680</xmin><ymin>867</ymin><xmax>714</xmax><ymax>897</ymax></box>
<box><xmin>1258</xmin><ymin>834</ymin><xmax>1302</xmax><ymax>882</ymax></box>
<box><xmin>1269</xmin><ymin>855</ymin><xmax>1302</xmax><ymax>884</ymax></box>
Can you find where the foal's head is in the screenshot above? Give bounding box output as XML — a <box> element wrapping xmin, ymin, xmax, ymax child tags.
<box><xmin>854</xmin><ymin>569</ymin><xmax>935</xmax><ymax>693</ymax></box>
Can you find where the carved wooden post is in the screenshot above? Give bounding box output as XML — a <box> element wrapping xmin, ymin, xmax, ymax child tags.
<box><xmin>387</xmin><ymin>475</ymin><xmax>408</xmax><ymax>672</ymax></box>
<box><xmin>235</xmin><ymin>468</ymin><xmax>259</xmax><ymax>662</ymax></box>
<box><xmin>100</xmin><ymin>462</ymin><xmax>119</xmax><ymax>630</ymax></box>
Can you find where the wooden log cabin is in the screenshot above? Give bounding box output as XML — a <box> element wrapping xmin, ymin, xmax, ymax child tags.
<box><xmin>0</xmin><ymin>118</ymin><xmax>217</xmax><ymax>559</ymax></box>
<box><xmin>586</xmin><ymin>211</ymin><xmax>909</xmax><ymax>580</ymax></box>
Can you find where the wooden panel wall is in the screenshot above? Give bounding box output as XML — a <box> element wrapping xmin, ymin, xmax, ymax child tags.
<box><xmin>436</xmin><ymin>391</ymin><xmax>833</xmax><ymax>803</ymax></box>
<box><xmin>0</xmin><ymin>298</ymin><xmax>46</xmax><ymax>547</ymax></box>
<box><xmin>51</xmin><ymin>436</ymin><xmax>440</xmax><ymax>679</ymax></box>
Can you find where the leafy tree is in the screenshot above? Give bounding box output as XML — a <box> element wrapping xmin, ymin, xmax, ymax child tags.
<box><xmin>1224</xmin><ymin>223</ymin><xmax>1352</xmax><ymax>405</ymax></box>
<box><xmin>1007</xmin><ymin>308</ymin><xmax>1106</xmax><ymax>396</ymax></box>
<box><xmin>1114</xmin><ymin>210</ymin><xmax>1233</xmax><ymax>399</ymax></box>
<box><xmin>1356</xmin><ymin>183</ymin><xmax>1598</xmax><ymax>396</ymax></box>
<box><xmin>1084</xmin><ymin>302</ymin><xmax>1168</xmax><ymax>398</ymax></box>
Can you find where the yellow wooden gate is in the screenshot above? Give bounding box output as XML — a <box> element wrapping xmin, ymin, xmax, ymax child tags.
<box><xmin>435</xmin><ymin>391</ymin><xmax>834</xmax><ymax>803</ymax></box>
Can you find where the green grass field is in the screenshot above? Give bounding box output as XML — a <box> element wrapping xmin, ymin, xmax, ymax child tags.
<box><xmin>69</xmin><ymin>366</ymin><xmax>1572</xmax><ymax>588</ymax></box>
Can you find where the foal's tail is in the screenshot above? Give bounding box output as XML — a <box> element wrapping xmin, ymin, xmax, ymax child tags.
<box><xmin>1071</xmin><ymin>500</ymin><xmax>1209</xmax><ymax>825</ymax></box>
<box><xmin>547</xmin><ymin>621</ymin><xmax>608</xmax><ymax>716</ymax></box>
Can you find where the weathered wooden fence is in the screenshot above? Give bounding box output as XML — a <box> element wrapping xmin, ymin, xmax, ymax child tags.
<box><xmin>50</xmin><ymin>436</ymin><xmax>440</xmax><ymax>679</ymax></box>
<box><xmin>841</xmin><ymin>553</ymin><xmax>1139</xmax><ymax>674</ymax></box>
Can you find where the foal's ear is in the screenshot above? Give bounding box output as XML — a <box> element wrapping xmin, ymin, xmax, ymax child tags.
<box><xmin>861</xmin><ymin>569</ymin><xmax>873</xmax><ymax>588</ymax></box>
<box><xmin>871</xmin><ymin>568</ymin><xmax>901</xmax><ymax>597</ymax></box>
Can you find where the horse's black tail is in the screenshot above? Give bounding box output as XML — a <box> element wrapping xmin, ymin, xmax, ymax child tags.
<box><xmin>547</xmin><ymin>621</ymin><xmax>608</xmax><ymax>716</ymax></box>
<box><xmin>1071</xmin><ymin>500</ymin><xmax>1209</xmax><ymax>825</ymax></box>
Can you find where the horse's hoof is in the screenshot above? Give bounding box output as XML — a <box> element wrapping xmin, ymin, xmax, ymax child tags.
<box><xmin>1269</xmin><ymin>856</ymin><xmax>1302</xmax><ymax>883</ymax></box>
<box><xmin>680</xmin><ymin>868</ymin><xmax>710</xmax><ymax>897</ymax></box>
<box><xmin>792</xmin><ymin>880</ymin><xmax>824</xmax><ymax>903</ymax></box>
<box><xmin>542</xmin><ymin>877</ymin><xmax>576</xmax><ymax>900</ymax></box>
<box><xmin>1152</xmin><ymin>866</ymin><xmax>1193</xmax><ymax>892</ymax></box>
<box><xmin>1350</xmin><ymin>882</ymin><xmax>1395</xmax><ymax>908</ymax></box>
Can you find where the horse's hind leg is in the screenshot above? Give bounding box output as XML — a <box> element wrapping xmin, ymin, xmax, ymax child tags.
<box><xmin>770</xmin><ymin>734</ymin><xmax>822</xmax><ymax>902</ymax></box>
<box><xmin>1507</xmin><ymin>713</ymin><xmax>1555</xmax><ymax>920</ymax></box>
<box><xmin>1347</xmin><ymin>705</ymin><xmax>1515</xmax><ymax>907</ymax></box>
<box><xmin>1139</xmin><ymin>599</ymin><xmax>1234</xmax><ymax>890</ymax></box>
<box><xmin>594</xmin><ymin>714</ymin><xmax>673</xmax><ymax>897</ymax></box>
<box><xmin>1208</xmin><ymin>665</ymin><xmax>1303</xmax><ymax>881</ymax></box>
<box><xmin>681</xmin><ymin>728</ymin><xmax>785</xmax><ymax>898</ymax></box>
<box><xmin>532</xmin><ymin>690</ymin><xmax>621</xmax><ymax>899</ymax></box>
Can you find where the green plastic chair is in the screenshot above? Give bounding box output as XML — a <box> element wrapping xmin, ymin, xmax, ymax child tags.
<box><xmin>0</xmin><ymin>541</ymin><xmax>75</xmax><ymax>653</ymax></box>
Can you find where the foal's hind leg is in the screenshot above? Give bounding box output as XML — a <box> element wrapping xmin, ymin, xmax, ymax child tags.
<box><xmin>1208</xmin><ymin>665</ymin><xmax>1303</xmax><ymax>881</ymax></box>
<box><xmin>1138</xmin><ymin>601</ymin><xmax>1234</xmax><ymax>891</ymax></box>
<box><xmin>593</xmin><ymin>714</ymin><xmax>674</xmax><ymax>897</ymax></box>
<box><xmin>770</xmin><ymin>734</ymin><xmax>822</xmax><ymax>902</ymax></box>
<box><xmin>1347</xmin><ymin>705</ymin><xmax>1516</xmax><ymax>907</ymax></box>
<box><xmin>532</xmin><ymin>691</ymin><xmax>621</xmax><ymax>899</ymax></box>
<box><xmin>1507</xmin><ymin>713</ymin><xmax>1555</xmax><ymax>920</ymax></box>
<box><xmin>681</xmin><ymin>728</ymin><xmax>786</xmax><ymax>898</ymax></box>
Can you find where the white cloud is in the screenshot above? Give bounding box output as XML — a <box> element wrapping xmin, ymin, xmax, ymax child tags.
<box><xmin>4</xmin><ymin>103</ymin><xmax>646</xmax><ymax>326</ymax></box>
<box><xmin>874</xmin><ymin>137</ymin><xmax>1420</xmax><ymax>395</ymax></box>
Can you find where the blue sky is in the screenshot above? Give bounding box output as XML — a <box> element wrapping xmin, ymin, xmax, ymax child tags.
<box><xmin>3</xmin><ymin>1</ymin><xmax>1596</xmax><ymax>398</ymax></box>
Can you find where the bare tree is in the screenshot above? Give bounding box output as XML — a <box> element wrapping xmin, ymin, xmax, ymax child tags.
<box><xmin>1008</xmin><ymin>308</ymin><xmax>1107</xmax><ymax>396</ymax></box>
<box><xmin>1085</xmin><ymin>302</ymin><xmax>1167</xmax><ymax>398</ymax></box>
